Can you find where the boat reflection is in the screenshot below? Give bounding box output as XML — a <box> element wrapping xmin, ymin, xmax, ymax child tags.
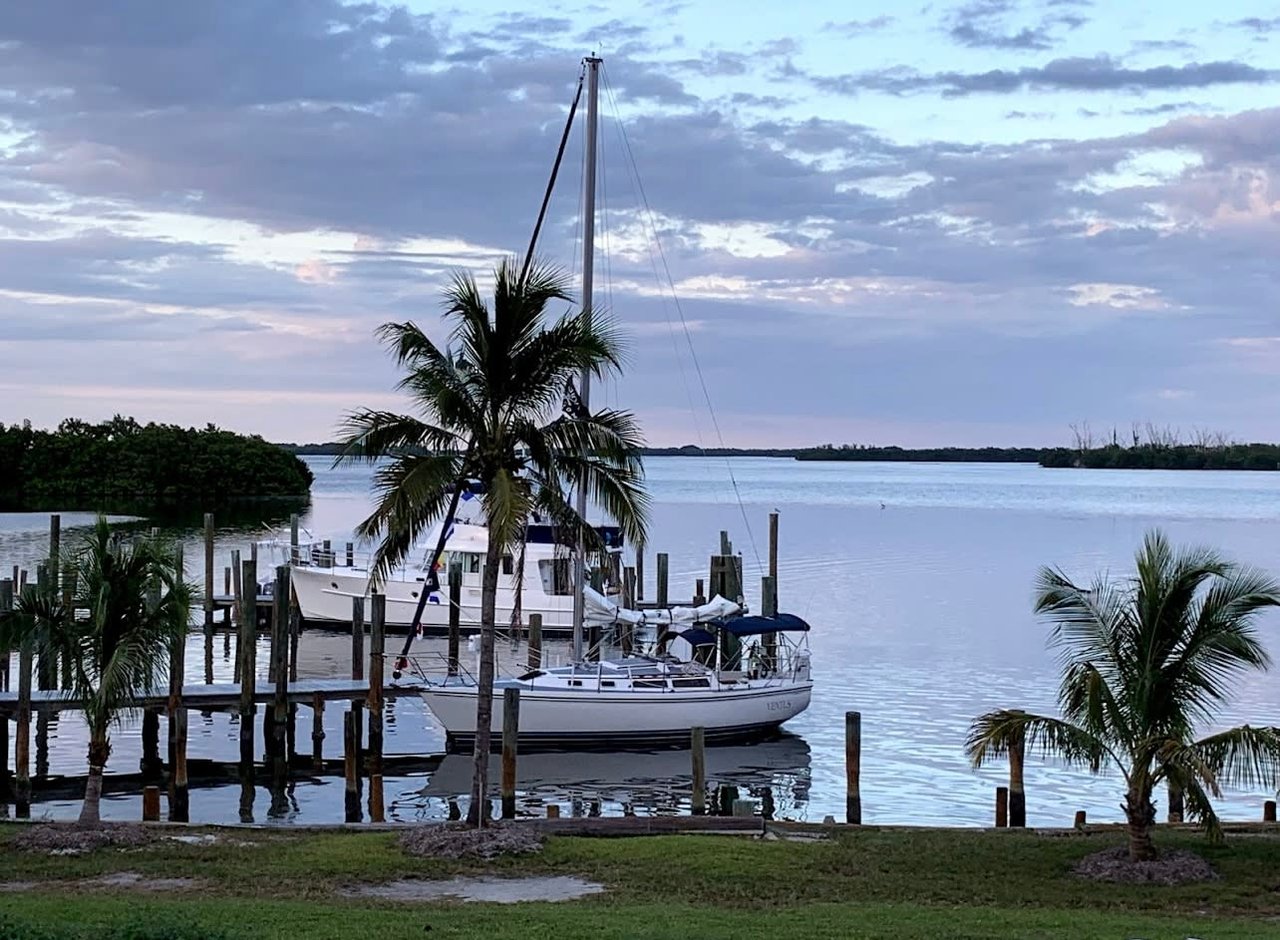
<box><xmin>415</xmin><ymin>732</ymin><xmax>812</xmax><ymax>820</ymax></box>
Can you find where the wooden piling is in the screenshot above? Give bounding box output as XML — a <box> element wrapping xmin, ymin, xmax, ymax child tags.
<box><xmin>694</xmin><ymin>578</ymin><xmax>705</xmax><ymax>606</ymax></box>
<box><xmin>290</xmin><ymin>514</ymin><xmax>300</xmax><ymax>565</ymax></box>
<box><xmin>203</xmin><ymin>512</ymin><xmax>215</xmax><ymax>630</ymax></box>
<box><xmin>141</xmin><ymin>710</ymin><xmax>162</xmax><ymax>782</ymax></box>
<box><xmin>1008</xmin><ymin>716</ymin><xmax>1026</xmax><ymax>828</ymax></box>
<box><xmin>0</xmin><ymin>579</ymin><xmax>10</xmax><ymax>798</ymax></box>
<box><xmin>322</xmin><ymin>539</ymin><xmax>332</xmax><ymax>566</ymax></box>
<box><xmin>350</xmin><ymin>596</ymin><xmax>365</xmax><ymax>771</ymax></box>
<box><xmin>1168</xmin><ymin>781</ymin><xmax>1184</xmax><ymax>824</ymax></box>
<box><xmin>995</xmin><ymin>786</ymin><xmax>1009</xmax><ymax>828</ymax></box>
<box><xmin>163</xmin><ymin>706</ymin><xmax>187</xmax><ymax>822</ymax></box>
<box><xmin>447</xmin><ymin>567</ymin><xmax>461</xmax><ymax>676</ymax></box>
<box><xmin>1074</xmin><ymin>810</ymin><xmax>1087</xmax><ymax>829</ymax></box>
<box><xmin>635</xmin><ymin>546</ymin><xmax>644</xmax><ymax>601</ymax></box>
<box><xmin>1265</xmin><ymin>800</ymin><xmax>1277</xmax><ymax>823</ymax></box>
<box><xmin>370</xmin><ymin>773</ymin><xmax>385</xmax><ymax>823</ymax></box>
<box><xmin>846</xmin><ymin>710</ymin><xmax>862</xmax><ymax>825</ymax></box>
<box><xmin>546</xmin><ymin>804</ymin><xmax>560</xmax><ymax>819</ymax></box>
<box><xmin>48</xmin><ymin>514</ymin><xmax>60</xmax><ymax>592</ymax></box>
<box><xmin>311</xmin><ymin>694</ymin><xmax>326</xmax><ymax>771</ymax></box>
<box><xmin>501</xmin><ymin>687</ymin><xmax>520</xmax><ymax>820</ymax></box>
<box><xmin>527</xmin><ymin>613</ymin><xmax>542</xmax><ymax>670</ymax></box>
<box><xmin>238</xmin><ymin>557</ymin><xmax>257</xmax><ymax>779</ymax></box>
<box><xmin>343</xmin><ymin>711</ymin><xmax>360</xmax><ymax>823</ymax></box>
<box><xmin>368</xmin><ymin>594</ymin><xmax>386</xmax><ymax>778</ymax></box>
<box><xmin>656</xmin><ymin>552</ymin><xmax>669</xmax><ymax>607</ymax></box>
<box><xmin>621</xmin><ymin>566</ymin><xmax>636</xmax><ymax>655</ymax></box>
<box><xmin>768</xmin><ymin>511</ymin><xmax>779</xmax><ymax>584</ymax></box>
<box><xmin>271</xmin><ymin>565</ymin><xmax>289</xmax><ymax>788</ymax></box>
<box><xmin>691</xmin><ymin>726</ymin><xmax>706</xmax><ymax>815</ymax></box>
<box><xmin>762</xmin><ymin>575</ymin><xmax>778</xmax><ymax>671</ymax></box>
<box><xmin>142</xmin><ymin>785</ymin><xmax>160</xmax><ymax>822</ymax></box>
<box><xmin>231</xmin><ymin>548</ymin><xmax>242</xmax><ymax>635</ymax></box>
<box><xmin>345</xmin><ymin>542</ymin><xmax>354</xmax><ymax>568</ymax></box>
<box><xmin>15</xmin><ymin>637</ymin><xmax>31</xmax><ymax>817</ymax></box>
<box><xmin>351</xmin><ymin>597</ymin><xmax>365</xmax><ymax>681</ymax></box>
<box><xmin>719</xmin><ymin>530</ymin><xmax>731</xmax><ymax>556</ymax></box>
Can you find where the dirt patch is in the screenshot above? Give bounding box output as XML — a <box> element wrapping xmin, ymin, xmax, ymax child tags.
<box><xmin>398</xmin><ymin>823</ymin><xmax>544</xmax><ymax>860</ymax></box>
<box><xmin>343</xmin><ymin>876</ymin><xmax>604</xmax><ymax>904</ymax></box>
<box><xmin>11</xmin><ymin>824</ymin><xmax>155</xmax><ymax>855</ymax></box>
<box><xmin>82</xmin><ymin>872</ymin><xmax>203</xmax><ymax>891</ymax></box>
<box><xmin>1074</xmin><ymin>846</ymin><xmax>1218</xmax><ymax>885</ymax></box>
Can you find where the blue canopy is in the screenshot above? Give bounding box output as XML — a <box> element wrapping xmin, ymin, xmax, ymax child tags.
<box><xmin>676</xmin><ymin>628</ymin><xmax>717</xmax><ymax>647</ymax></box>
<box><xmin>720</xmin><ymin>613</ymin><xmax>811</xmax><ymax>636</ymax></box>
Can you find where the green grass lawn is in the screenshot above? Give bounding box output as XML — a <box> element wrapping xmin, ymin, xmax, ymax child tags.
<box><xmin>1</xmin><ymin>825</ymin><xmax>1278</xmax><ymax>939</ymax></box>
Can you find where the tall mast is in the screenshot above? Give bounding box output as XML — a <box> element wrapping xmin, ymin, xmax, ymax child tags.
<box><xmin>571</xmin><ymin>55</ymin><xmax>601</xmax><ymax>663</ymax></box>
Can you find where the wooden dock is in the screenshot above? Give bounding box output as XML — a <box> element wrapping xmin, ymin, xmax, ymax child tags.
<box><xmin>0</xmin><ymin>678</ymin><xmax>424</xmax><ymax>715</ymax></box>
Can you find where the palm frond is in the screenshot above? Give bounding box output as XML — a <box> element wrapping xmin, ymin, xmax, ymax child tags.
<box><xmin>966</xmin><ymin>709</ymin><xmax>1111</xmax><ymax>774</ymax></box>
<box><xmin>1190</xmin><ymin>725</ymin><xmax>1280</xmax><ymax>792</ymax></box>
<box><xmin>356</xmin><ymin>452</ymin><xmax>464</xmax><ymax>583</ymax></box>
<box><xmin>332</xmin><ymin>410</ymin><xmax>461</xmax><ymax>466</ymax></box>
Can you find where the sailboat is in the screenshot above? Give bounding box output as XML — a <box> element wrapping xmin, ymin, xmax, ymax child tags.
<box><xmin>413</xmin><ymin>56</ymin><xmax>814</xmax><ymax>748</ymax></box>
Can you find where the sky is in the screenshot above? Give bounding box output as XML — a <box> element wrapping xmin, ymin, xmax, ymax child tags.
<box><xmin>1</xmin><ymin>1</ymin><xmax>1279</xmax><ymax>448</ymax></box>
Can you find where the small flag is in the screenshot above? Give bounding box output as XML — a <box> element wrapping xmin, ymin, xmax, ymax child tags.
<box><xmin>563</xmin><ymin>379</ymin><xmax>589</xmax><ymax>418</ymax></box>
<box><xmin>428</xmin><ymin>593</ymin><xmax>441</xmax><ymax>605</ymax></box>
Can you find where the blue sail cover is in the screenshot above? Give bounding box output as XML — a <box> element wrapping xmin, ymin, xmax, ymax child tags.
<box><xmin>676</xmin><ymin>628</ymin><xmax>717</xmax><ymax>647</ymax></box>
<box><xmin>720</xmin><ymin>613</ymin><xmax>811</xmax><ymax>636</ymax></box>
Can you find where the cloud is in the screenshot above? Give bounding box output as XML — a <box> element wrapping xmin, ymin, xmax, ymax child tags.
<box><xmin>824</xmin><ymin>16</ymin><xmax>895</xmax><ymax>36</ymax></box>
<box><xmin>1230</xmin><ymin>17</ymin><xmax>1280</xmax><ymax>35</ymax></box>
<box><xmin>944</xmin><ymin>0</ymin><xmax>1087</xmax><ymax>52</ymax></box>
<box><xmin>821</xmin><ymin>57</ymin><xmax>1278</xmax><ymax>97</ymax></box>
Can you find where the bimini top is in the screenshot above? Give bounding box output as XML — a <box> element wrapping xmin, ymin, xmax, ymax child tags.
<box><xmin>719</xmin><ymin>613</ymin><xmax>811</xmax><ymax>636</ymax></box>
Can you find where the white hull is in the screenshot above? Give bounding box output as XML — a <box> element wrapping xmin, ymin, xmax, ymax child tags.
<box><xmin>422</xmin><ymin>679</ymin><xmax>812</xmax><ymax>749</ymax></box>
<box><xmin>291</xmin><ymin>565</ymin><xmax>575</xmax><ymax>633</ymax></box>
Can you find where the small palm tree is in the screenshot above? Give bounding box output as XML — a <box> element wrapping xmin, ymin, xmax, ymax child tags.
<box><xmin>967</xmin><ymin>529</ymin><xmax>1280</xmax><ymax>861</ymax></box>
<box><xmin>1</xmin><ymin>519</ymin><xmax>189</xmax><ymax>825</ymax></box>
<box><xmin>337</xmin><ymin>259</ymin><xmax>648</xmax><ymax>825</ymax></box>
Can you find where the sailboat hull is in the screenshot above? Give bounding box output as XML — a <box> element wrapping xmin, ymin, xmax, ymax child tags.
<box><xmin>422</xmin><ymin>680</ymin><xmax>813</xmax><ymax>750</ymax></box>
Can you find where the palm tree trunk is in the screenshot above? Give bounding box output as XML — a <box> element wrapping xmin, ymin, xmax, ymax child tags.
<box><xmin>1124</xmin><ymin>785</ymin><xmax>1157</xmax><ymax>861</ymax></box>
<box><xmin>467</xmin><ymin>526</ymin><xmax>503</xmax><ymax>827</ymax></box>
<box><xmin>79</xmin><ymin>726</ymin><xmax>110</xmax><ymax>827</ymax></box>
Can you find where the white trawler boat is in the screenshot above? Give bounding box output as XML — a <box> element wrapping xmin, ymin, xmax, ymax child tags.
<box><xmin>410</xmin><ymin>56</ymin><xmax>814</xmax><ymax>749</ymax></box>
<box><xmin>283</xmin><ymin>510</ymin><xmax>623</xmax><ymax>634</ymax></box>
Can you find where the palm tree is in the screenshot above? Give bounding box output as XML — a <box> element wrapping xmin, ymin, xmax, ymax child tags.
<box><xmin>336</xmin><ymin>259</ymin><xmax>648</xmax><ymax>825</ymax></box>
<box><xmin>0</xmin><ymin>519</ymin><xmax>189</xmax><ymax>825</ymax></box>
<box><xmin>967</xmin><ymin>529</ymin><xmax>1280</xmax><ymax>861</ymax></box>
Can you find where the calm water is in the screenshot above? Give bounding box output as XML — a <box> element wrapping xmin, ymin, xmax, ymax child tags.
<box><xmin>4</xmin><ymin>457</ymin><xmax>1280</xmax><ymax>826</ymax></box>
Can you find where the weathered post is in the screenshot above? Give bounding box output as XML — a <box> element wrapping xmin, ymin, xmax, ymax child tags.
<box><xmin>694</xmin><ymin>578</ymin><xmax>706</xmax><ymax>606</ymax></box>
<box><xmin>290</xmin><ymin>514</ymin><xmax>300</xmax><ymax>565</ymax></box>
<box><xmin>656</xmin><ymin>553</ymin><xmax>669</xmax><ymax>607</ymax></box>
<box><xmin>345</xmin><ymin>542</ymin><xmax>354</xmax><ymax>568</ymax></box>
<box><xmin>33</xmin><ymin>566</ymin><xmax>49</xmax><ymax>780</ymax></box>
<box><xmin>322</xmin><ymin>539</ymin><xmax>332</xmax><ymax>567</ymax></box>
<box><xmin>846</xmin><ymin>710</ymin><xmax>862</xmax><ymax>825</ymax></box>
<box><xmin>719</xmin><ymin>530</ymin><xmax>731</xmax><ymax>556</ymax></box>
<box><xmin>343</xmin><ymin>710</ymin><xmax>360</xmax><ymax>823</ymax></box>
<box><xmin>768</xmin><ymin>511</ymin><xmax>779</xmax><ymax>585</ymax></box>
<box><xmin>527</xmin><ymin>613</ymin><xmax>542</xmax><ymax>670</ymax></box>
<box><xmin>1265</xmin><ymin>800</ymin><xmax>1277</xmax><ymax>823</ymax></box>
<box><xmin>621</xmin><ymin>566</ymin><xmax>637</xmax><ymax>655</ymax></box>
<box><xmin>368</xmin><ymin>594</ymin><xmax>386</xmax><ymax>781</ymax></box>
<box><xmin>59</xmin><ymin>568</ymin><xmax>76</xmax><ymax>689</ymax></box>
<box><xmin>635</xmin><ymin>546</ymin><xmax>644</xmax><ymax>601</ymax></box>
<box><xmin>1168</xmin><ymin>781</ymin><xmax>1184</xmax><ymax>824</ymax></box>
<box><xmin>501</xmin><ymin>687</ymin><xmax>520</xmax><ymax>819</ymax></box>
<box><xmin>995</xmin><ymin>786</ymin><xmax>1009</xmax><ymax>828</ymax></box>
<box><xmin>691</xmin><ymin>726</ymin><xmax>706</xmax><ymax>815</ymax></box>
<box><xmin>447</xmin><ymin>567</ymin><xmax>461</xmax><ymax>676</ymax></box>
<box><xmin>170</xmin><ymin>707</ymin><xmax>188</xmax><ymax>823</ymax></box>
<box><xmin>1009</xmin><ymin>713</ymin><xmax>1026</xmax><ymax>828</ymax></box>
<box><xmin>1074</xmin><ymin>809</ymin><xmax>1087</xmax><ymax>829</ymax></box>
<box><xmin>230</xmin><ymin>549</ymin><xmax>242</xmax><ymax>686</ymax></box>
<box><xmin>311</xmin><ymin>694</ymin><xmax>326</xmax><ymax>771</ymax></box>
<box><xmin>141</xmin><ymin>710</ymin><xmax>163</xmax><ymax>783</ymax></box>
<box><xmin>238</xmin><ymin>557</ymin><xmax>257</xmax><ymax>784</ymax></box>
<box><xmin>0</xmin><ymin>580</ymin><xmax>11</xmax><ymax>798</ymax></box>
<box><xmin>142</xmin><ymin>785</ymin><xmax>161</xmax><ymax>822</ymax></box>
<box><xmin>271</xmin><ymin>565</ymin><xmax>289</xmax><ymax>790</ymax></box>
<box><xmin>761</xmin><ymin>574</ymin><xmax>778</xmax><ymax>672</ymax></box>
<box><xmin>350</xmin><ymin>596</ymin><xmax>365</xmax><ymax>768</ymax></box>
<box><xmin>48</xmin><ymin>514</ymin><xmax>60</xmax><ymax>592</ymax></box>
<box><xmin>203</xmin><ymin>513</ymin><xmax>215</xmax><ymax>631</ymax></box>
<box><xmin>15</xmin><ymin>637</ymin><xmax>31</xmax><ymax>817</ymax></box>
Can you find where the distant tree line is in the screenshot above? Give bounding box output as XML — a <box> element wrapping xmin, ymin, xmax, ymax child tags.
<box><xmin>793</xmin><ymin>444</ymin><xmax>1044</xmax><ymax>463</ymax></box>
<box><xmin>0</xmin><ymin>417</ymin><xmax>314</xmax><ymax>510</ymax></box>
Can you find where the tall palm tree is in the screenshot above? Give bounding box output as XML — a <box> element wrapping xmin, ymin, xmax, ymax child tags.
<box><xmin>967</xmin><ymin>529</ymin><xmax>1280</xmax><ymax>861</ymax></box>
<box><xmin>1</xmin><ymin>519</ymin><xmax>189</xmax><ymax>825</ymax></box>
<box><xmin>336</xmin><ymin>259</ymin><xmax>648</xmax><ymax>825</ymax></box>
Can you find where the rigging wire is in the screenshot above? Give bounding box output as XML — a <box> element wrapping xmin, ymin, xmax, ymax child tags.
<box><xmin>522</xmin><ymin>64</ymin><xmax>586</xmax><ymax>282</ymax></box>
<box><xmin>601</xmin><ymin>65</ymin><xmax>764</xmax><ymax>575</ymax></box>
